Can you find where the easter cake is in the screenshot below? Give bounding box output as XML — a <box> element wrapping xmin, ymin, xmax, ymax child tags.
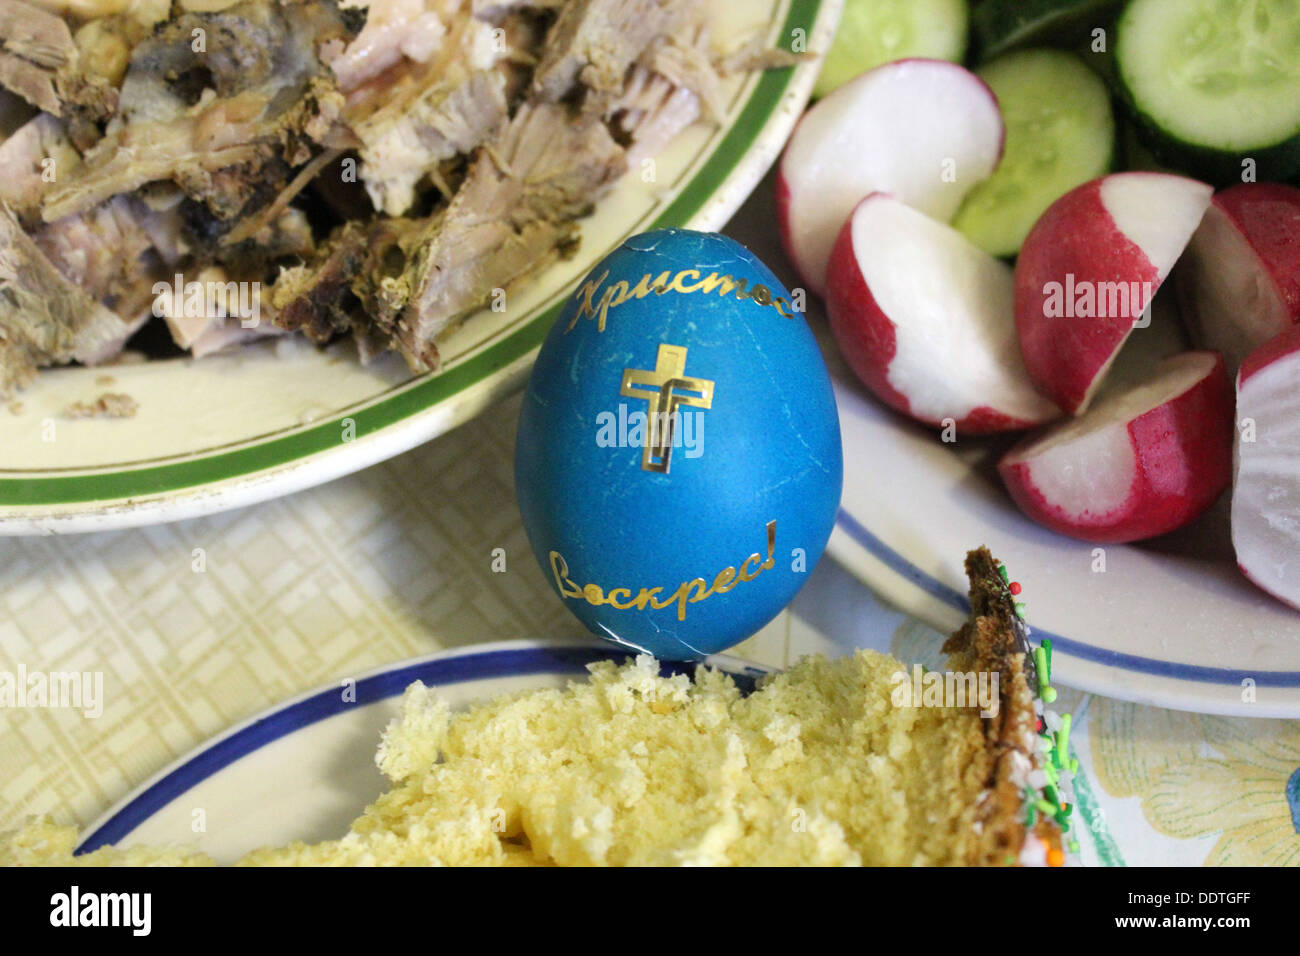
<box><xmin>2</xmin><ymin>549</ymin><xmax>1070</xmax><ymax>867</ymax></box>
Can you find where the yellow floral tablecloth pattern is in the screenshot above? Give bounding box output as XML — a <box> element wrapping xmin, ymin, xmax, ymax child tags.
<box><xmin>1087</xmin><ymin>699</ymin><xmax>1300</xmax><ymax>866</ymax></box>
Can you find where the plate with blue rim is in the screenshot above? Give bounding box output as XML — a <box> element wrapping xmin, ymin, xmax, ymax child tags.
<box><xmin>75</xmin><ymin>638</ymin><xmax>775</xmax><ymax>862</ymax></box>
<box><xmin>73</xmin><ymin>637</ymin><xmax>1127</xmax><ymax>864</ymax></box>
<box><xmin>824</xmin><ymin>345</ymin><xmax>1300</xmax><ymax>719</ymax></box>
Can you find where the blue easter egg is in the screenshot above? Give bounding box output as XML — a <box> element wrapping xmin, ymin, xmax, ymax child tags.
<box><xmin>515</xmin><ymin>229</ymin><xmax>842</xmax><ymax>659</ymax></box>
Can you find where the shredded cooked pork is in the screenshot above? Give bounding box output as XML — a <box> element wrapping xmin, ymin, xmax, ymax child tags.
<box><xmin>0</xmin><ymin>0</ymin><xmax>793</xmax><ymax>396</ymax></box>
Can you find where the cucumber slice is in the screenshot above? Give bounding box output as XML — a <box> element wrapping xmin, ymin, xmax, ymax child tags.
<box><xmin>812</xmin><ymin>0</ymin><xmax>968</xmax><ymax>99</ymax></box>
<box><xmin>1117</xmin><ymin>0</ymin><xmax>1300</xmax><ymax>184</ymax></box>
<box><xmin>973</xmin><ymin>0</ymin><xmax>1123</xmax><ymax>60</ymax></box>
<box><xmin>953</xmin><ymin>49</ymin><xmax>1114</xmax><ymax>257</ymax></box>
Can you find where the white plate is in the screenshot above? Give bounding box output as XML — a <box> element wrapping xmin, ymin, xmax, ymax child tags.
<box><xmin>825</xmin><ymin>342</ymin><xmax>1300</xmax><ymax>718</ymax></box>
<box><xmin>0</xmin><ymin>0</ymin><xmax>841</xmax><ymax>535</ymax></box>
<box><xmin>76</xmin><ymin>639</ymin><xmax>775</xmax><ymax>862</ymax></box>
<box><xmin>718</xmin><ymin>174</ymin><xmax>1300</xmax><ymax>719</ymax></box>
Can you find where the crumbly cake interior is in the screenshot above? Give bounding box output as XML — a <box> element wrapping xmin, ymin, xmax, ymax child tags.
<box><xmin>4</xmin><ymin>648</ymin><xmax>1008</xmax><ymax>867</ymax></box>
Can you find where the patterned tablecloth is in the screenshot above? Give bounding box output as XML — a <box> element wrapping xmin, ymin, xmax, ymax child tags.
<box><xmin>2</xmin><ymin>190</ymin><xmax>1298</xmax><ymax>869</ymax></box>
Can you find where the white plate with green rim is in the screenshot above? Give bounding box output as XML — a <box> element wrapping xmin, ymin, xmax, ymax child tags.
<box><xmin>0</xmin><ymin>0</ymin><xmax>840</xmax><ymax>536</ymax></box>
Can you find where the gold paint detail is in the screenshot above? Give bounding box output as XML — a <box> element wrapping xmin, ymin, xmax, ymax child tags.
<box><xmin>547</xmin><ymin>520</ymin><xmax>777</xmax><ymax>623</ymax></box>
<box><xmin>620</xmin><ymin>344</ymin><xmax>714</xmax><ymax>474</ymax></box>
<box><xmin>567</xmin><ymin>268</ymin><xmax>794</xmax><ymax>333</ymax></box>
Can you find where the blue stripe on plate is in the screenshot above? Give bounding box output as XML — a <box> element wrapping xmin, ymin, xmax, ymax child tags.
<box><xmin>77</xmin><ymin>646</ymin><xmax>756</xmax><ymax>855</ymax></box>
<box><xmin>836</xmin><ymin>508</ymin><xmax>1300</xmax><ymax>688</ymax></box>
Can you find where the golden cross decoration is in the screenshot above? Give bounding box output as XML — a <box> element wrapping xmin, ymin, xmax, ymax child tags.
<box><xmin>619</xmin><ymin>343</ymin><xmax>715</xmax><ymax>473</ymax></box>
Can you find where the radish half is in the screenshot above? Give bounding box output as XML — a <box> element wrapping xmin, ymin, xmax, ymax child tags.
<box><xmin>1176</xmin><ymin>182</ymin><xmax>1300</xmax><ymax>374</ymax></box>
<box><xmin>1015</xmin><ymin>172</ymin><xmax>1213</xmax><ymax>415</ymax></box>
<box><xmin>776</xmin><ymin>58</ymin><xmax>1003</xmax><ymax>296</ymax></box>
<box><xmin>999</xmin><ymin>351</ymin><xmax>1233</xmax><ymax>544</ymax></box>
<box><xmin>1233</xmin><ymin>325</ymin><xmax>1300</xmax><ymax>610</ymax></box>
<box><xmin>826</xmin><ymin>193</ymin><xmax>1059</xmax><ymax>434</ymax></box>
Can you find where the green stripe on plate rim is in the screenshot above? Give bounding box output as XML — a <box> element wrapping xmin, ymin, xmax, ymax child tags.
<box><xmin>0</xmin><ymin>0</ymin><xmax>822</xmax><ymax>507</ymax></box>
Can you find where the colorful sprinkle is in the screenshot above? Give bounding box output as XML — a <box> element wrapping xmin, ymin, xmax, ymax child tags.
<box><xmin>1034</xmin><ymin>646</ymin><xmax>1050</xmax><ymax>690</ymax></box>
<box><xmin>1009</xmin><ymin>581</ymin><xmax>1022</xmax><ymax>595</ymax></box>
<box><xmin>1047</xmin><ymin>847</ymin><xmax>1065</xmax><ymax>867</ymax></box>
<box><xmin>1057</xmin><ymin>714</ymin><xmax>1073</xmax><ymax>766</ymax></box>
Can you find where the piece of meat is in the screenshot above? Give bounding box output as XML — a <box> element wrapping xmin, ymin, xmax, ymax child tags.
<box><xmin>186</xmin><ymin>317</ymin><xmax>283</xmax><ymax>357</ymax></box>
<box><xmin>270</xmin><ymin>214</ymin><xmax>420</xmax><ymax>349</ymax></box>
<box><xmin>271</xmin><ymin>221</ymin><xmax>371</xmax><ymax>344</ymax></box>
<box><xmin>358</xmin><ymin>69</ymin><xmax>508</xmax><ymax>215</ymax></box>
<box><xmin>639</xmin><ymin>24</ymin><xmax>725</xmax><ymax>120</ymax></box>
<box><xmin>611</xmin><ymin>65</ymin><xmax>698</xmax><ymax>169</ymax></box>
<box><xmin>272</xmin><ymin>75</ymin><xmax>629</xmax><ymax>372</ymax></box>
<box><xmin>0</xmin><ymin>113</ymin><xmax>79</xmax><ymax>225</ymax></box>
<box><xmin>158</xmin><ymin>264</ymin><xmax>283</xmax><ymax>356</ymax></box>
<box><xmin>0</xmin><ymin>0</ymin><xmax>120</xmax><ymax>136</ymax></box>
<box><xmin>41</xmin><ymin>0</ymin><xmax>357</xmax><ymax>222</ymax></box>
<box><xmin>42</xmin><ymin>95</ymin><xmax>266</xmax><ymax>221</ymax></box>
<box><xmin>609</xmin><ymin>24</ymin><xmax>724</xmax><ymax>168</ymax></box>
<box><xmin>323</xmin><ymin>0</ymin><xmax>451</xmax><ymax>93</ymax></box>
<box><xmin>531</xmin><ymin>0</ymin><xmax>691</xmax><ymax>111</ymax></box>
<box><xmin>0</xmin><ymin>115</ymin><xmax>189</xmax><ymax>374</ymax></box>
<box><xmin>386</xmin><ymin>101</ymin><xmax>626</xmax><ymax>369</ymax></box>
<box><xmin>0</xmin><ymin>206</ymin><xmax>141</xmax><ymax>396</ymax></box>
<box><xmin>0</xmin><ymin>0</ymin><xmax>77</xmax><ymax>115</ymax></box>
<box><xmin>37</xmin><ymin>194</ymin><xmax>161</xmax><ymax>318</ymax></box>
<box><xmin>116</xmin><ymin>0</ymin><xmax>347</xmax><ymax>124</ymax></box>
<box><xmin>340</xmin><ymin>3</ymin><xmax>522</xmax><ymax>216</ymax></box>
<box><xmin>131</xmin><ymin>184</ymin><xmax>191</xmax><ymax>266</ymax></box>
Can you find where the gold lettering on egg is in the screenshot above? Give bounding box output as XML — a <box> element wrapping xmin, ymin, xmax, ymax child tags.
<box><xmin>549</xmin><ymin>520</ymin><xmax>777</xmax><ymax>622</ymax></box>
<box><xmin>567</xmin><ymin>268</ymin><xmax>796</xmax><ymax>334</ymax></box>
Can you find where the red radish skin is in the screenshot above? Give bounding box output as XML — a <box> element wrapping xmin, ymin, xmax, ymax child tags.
<box><xmin>1233</xmin><ymin>324</ymin><xmax>1300</xmax><ymax>611</ymax></box>
<box><xmin>999</xmin><ymin>352</ymin><xmax>1233</xmax><ymax>544</ymax></box>
<box><xmin>1176</xmin><ymin>182</ymin><xmax>1300</xmax><ymax>372</ymax></box>
<box><xmin>825</xmin><ymin>215</ymin><xmax>913</xmax><ymax>417</ymax></box>
<box><xmin>1015</xmin><ymin>173</ymin><xmax>1212</xmax><ymax>416</ymax></box>
<box><xmin>1217</xmin><ymin>183</ymin><xmax>1300</xmax><ymax>317</ymax></box>
<box><xmin>776</xmin><ymin>58</ymin><xmax>1004</xmax><ymax>295</ymax></box>
<box><xmin>826</xmin><ymin>194</ymin><xmax>1058</xmax><ymax>434</ymax></box>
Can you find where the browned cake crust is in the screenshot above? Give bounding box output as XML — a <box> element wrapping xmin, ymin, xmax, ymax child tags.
<box><xmin>944</xmin><ymin>546</ymin><xmax>1062</xmax><ymax>865</ymax></box>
